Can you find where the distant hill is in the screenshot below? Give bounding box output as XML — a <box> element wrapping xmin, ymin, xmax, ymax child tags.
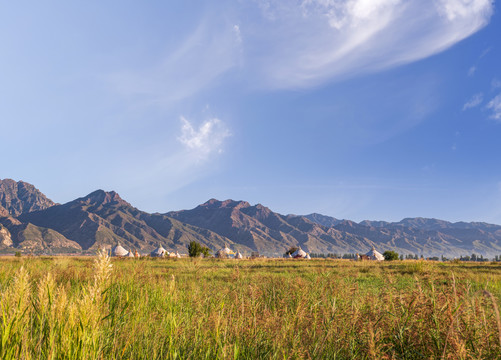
<box><xmin>1</xmin><ymin>179</ymin><xmax>501</xmax><ymax>257</ymax></box>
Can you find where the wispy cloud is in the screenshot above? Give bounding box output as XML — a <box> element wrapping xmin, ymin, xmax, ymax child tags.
<box><xmin>463</xmin><ymin>93</ymin><xmax>483</xmax><ymax>110</ymax></box>
<box><xmin>468</xmin><ymin>66</ymin><xmax>476</xmax><ymax>77</ymax></box>
<box><xmin>110</xmin><ymin>20</ymin><xmax>242</xmax><ymax>105</ymax></box>
<box><xmin>486</xmin><ymin>93</ymin><xmax>501</xmax><ymax>120</ymax></box>
<box><xmin>243</xmin><ymin>0</ymin><xmax>494</xmax><ymax>89</ymax></box>
<box><xmin>109</xmin><ymin>0</ymin><xmax>494</xmax><ymax>97</ymax></box>
<box><xmin>178</xmin><ymin>116</ymin><xmax>231</xmax><ymax>158</ymax></box>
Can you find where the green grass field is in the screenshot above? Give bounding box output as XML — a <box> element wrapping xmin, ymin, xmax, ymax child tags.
<box><xmin>1</xmin><ymin>255</ymin><xmax>500</xmax><ymax>359</ymax></box>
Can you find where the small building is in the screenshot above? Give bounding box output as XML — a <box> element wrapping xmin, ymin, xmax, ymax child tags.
<box><xmin>235</xmin><ymin>251</ymin><xmax>243</xmax><ymax>259</ymax></box>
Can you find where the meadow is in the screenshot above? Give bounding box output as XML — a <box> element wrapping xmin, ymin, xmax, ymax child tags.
<box><xmin>0</xmin><ymin>255</ymin><xmax>500</xmax><ymax>359</ymax></box>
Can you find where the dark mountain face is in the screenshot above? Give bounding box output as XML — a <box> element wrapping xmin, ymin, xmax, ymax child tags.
<box><xmin>0</xmin><ymin>179</ymin><xmax>55</xmax><ymax>216</ymax></box>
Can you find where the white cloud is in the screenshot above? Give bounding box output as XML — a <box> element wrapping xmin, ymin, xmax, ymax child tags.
<box><xmin>462</xmin><ymin>93</ymin><xmax>483</xmax><ymax>110</ymax></box>
<box><xmin>486</xmin><ymin>93</ymin><xmax>501</xmax><ymax>120</ymax></box>
<box><xmin>245</xmin><ymin>0</ymin><xmax>494</xmax><ymax>89</ymax></box>
<box><xmin>178</xmin><ymin>116</ymin><xmax>231</xmax><ymax>157</ymax></box>
<box><xmin>468</xmin><ymin>66</ymin><xmax>476</xmax><ymax>77</ymax></box>
<box><xmin>437</xmin><ymin>0</ymin><xmax>491</xmax><ymax>20</ymax></box>
<box><xmin>109</xmin><ymin>0</ymin><xmax>494</xmax><ymax>97</ymax></box>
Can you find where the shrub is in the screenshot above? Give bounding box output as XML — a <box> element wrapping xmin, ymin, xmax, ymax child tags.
<box><xmin>383</xmin><ymin>250</ymin><xmax>399</xmax><ymax>261</ymax></box>
<box><xmin>188</xmin><ymin>241</ymin><xmax>211</xmax><ymax>257</ymax></box>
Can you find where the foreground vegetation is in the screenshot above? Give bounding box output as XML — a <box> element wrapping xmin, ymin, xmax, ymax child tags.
<box><xmin>0</xmin><ymin>255</ymin><xmax>500</xmax><ymax>359</ymax></box>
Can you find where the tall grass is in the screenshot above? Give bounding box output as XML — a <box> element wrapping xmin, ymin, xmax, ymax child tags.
<box><xmin>0</xmin><ymin>257</ymin><xmax>500</xmax><ymax>359</ymax></box>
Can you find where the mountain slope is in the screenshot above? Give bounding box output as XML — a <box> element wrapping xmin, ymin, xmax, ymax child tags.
<box><xmin>166</xmin><ymin>199</ymin><xmax>378</xmax><ymax>256</ymax></box>
<box><xmin>304</xmin><ymin>213</ymin><xmax>343</xmax><ymax>227</ymax></box>
<box><xmin>0</xmin><ymin>216</ymin><xmax>81</xmax><ymax>253</ymax></box>
<box><xmin>19</xmin><ymin>190</ymin><xmax>238</xmax><ymax>253</ymax></box>
<box><xmin>0</xmin><ymin>179</ymin><xmax>55</xmax><ymax>216</ymax></box>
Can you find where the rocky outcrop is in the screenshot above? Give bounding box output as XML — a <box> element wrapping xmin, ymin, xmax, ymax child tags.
<box><xmin>0</xmin><ymin>179</ymin><xmax>55</xmax><ymax>216</ymax></box>
<box><xmin>0</xmin><ymin>225</ymin><xmax>13</xmax><ymax>248</ymax></box>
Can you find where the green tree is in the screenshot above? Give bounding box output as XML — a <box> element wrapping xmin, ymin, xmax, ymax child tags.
<box><xmin>383</xmin><ymin>250</ymin><xmax>399</xmax><ymax>261</ymax></box>
<box><xmin>188</xmin><ymin>241</ymin><xmax>211</xmax><ymax>257</ymax></box>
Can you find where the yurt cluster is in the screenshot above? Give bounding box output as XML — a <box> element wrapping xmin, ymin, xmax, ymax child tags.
<box><xmin>109</xmin><ymin>243</ymin><xmax>245</xmax><ymax>259</ymax></box>
<box><xmin>109</xmin><ymin>243</ymin><xmax>182</xmax><ymax>258</ymax></box>
<box><xmin>109</xmin><ymin>242</ymin><xmax>385</xmax><ymax>260</ymax></box>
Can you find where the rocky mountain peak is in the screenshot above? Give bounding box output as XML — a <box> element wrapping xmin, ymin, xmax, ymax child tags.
<box><xmin>0</xmin><ymin>179</ymin><xmax>56</xmax><ymax>216</ymax></box>
<box><xmin>78</xmin><ymin>190</ymin><xmax>130</xmax><ymax>207</ymax></box>
<box><xmin>199</xmin><ymin>199</ymin><xmax>251</xmax><ymax>210</ymax></box>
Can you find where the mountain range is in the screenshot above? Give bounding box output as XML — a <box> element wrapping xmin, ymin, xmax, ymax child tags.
<box><xmin>1</xmin><ymin>178</ymin><xmax>501</xmax><ymax>257</ymax></box>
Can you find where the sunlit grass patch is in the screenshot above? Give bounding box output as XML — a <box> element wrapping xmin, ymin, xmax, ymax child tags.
<box><xmin>0</xmin><ymin>257</ymin><xmax>500</xmax><ymax>359</ymax></box>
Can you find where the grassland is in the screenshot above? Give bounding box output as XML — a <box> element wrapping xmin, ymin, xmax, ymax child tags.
<box><xmin>0</xmin><ymin>255</ymin><xmax>500</xmax><ymax>359</ymax></box>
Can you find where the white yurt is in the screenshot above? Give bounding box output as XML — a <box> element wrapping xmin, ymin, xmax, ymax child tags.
<box><xmin>216</xmin><ymin>245</ymin><xmax>234</xmax><ymax>258</ymax></box>
<box><xmin>366</xmin><ymin>246</ymin><xmax>385</xmax><ymax>261</ymax></box>
<box><xmin>292</xmin><ymin>247</ymin><xmax>307</xmax><ymax>259</ymax></box>
<box><xmin>151</xmin><ymin>246</ymin><xmax>168</xmax><ymax>257</ymax></box>
<box><xmin>235</xmin><ymin>251</ymin><xmax>243</xmax><ymax>259</ymax></box>
<box><xmin>111</xmin><ymin>243</ymin><xmax>129</xmax><ymax>257</ymax></box>
<box><xmin>305</xmin><ymin>254</ymin><xmax>311</xmax><ymax>260</ymax></box>
<box><xmin>126</xmin><ymin>250</ymin><xmax>135</xmax><ymax>258</ymax></box>
<box><xmin>175</xmin><ymin>251</ymin><xmax>181</xmax><ymax>258</ymax></box>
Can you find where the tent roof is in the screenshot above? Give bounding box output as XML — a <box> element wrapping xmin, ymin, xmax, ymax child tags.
<box><xmin>219</xmin><ymin>246</ymin><xmax>234</xmax><ymax>254</ymax></box>
<box><xmin>216</xmin><ymin>245</ymin><xmax>234</xmax><ymax>257</ymax></box>
<box><xmin>151</xmin><ymin>246</ymin><xmax>167</xmax><ymax>257</ymax></box>
<box><xmin>292</xmin><ymin>247</ymin><xmax>307</xmax><ymax>258</ymax></box>
<box><xmin>366</xmin><ymin>247</ymin><xmax>384</xmax><ymax>261</ymax></box>
<box><xmin>111</xmin><ymin>244</ymin><xmax>129</xmax><ymax>257</ymax></box>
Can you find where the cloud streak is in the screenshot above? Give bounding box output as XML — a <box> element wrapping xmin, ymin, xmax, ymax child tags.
<box><xmin>486</xmin><ymin>93</ymin><xmax>501</xmax><ymax>120</ymax></box>
<box><xmin>110</xmin><ymin>20</ymin><xmax>242</xmax><ymax>105</ymax></box>
<box><xmin>463</xmin><ymin>93</ymin><xmax>483</xmax><ymax>110</ymax></box>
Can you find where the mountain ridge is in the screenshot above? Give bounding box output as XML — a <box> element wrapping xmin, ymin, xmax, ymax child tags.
<box><xmin>1</xmin><ymin>180</ymin><xmax>501</xmax><ymax>257</ymax></box>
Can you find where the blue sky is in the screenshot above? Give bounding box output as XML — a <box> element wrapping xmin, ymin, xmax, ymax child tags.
<box><xmin>1</xmin><ymin>0</ymin><xmax>501</xmax><ymax>223</ymax></box>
